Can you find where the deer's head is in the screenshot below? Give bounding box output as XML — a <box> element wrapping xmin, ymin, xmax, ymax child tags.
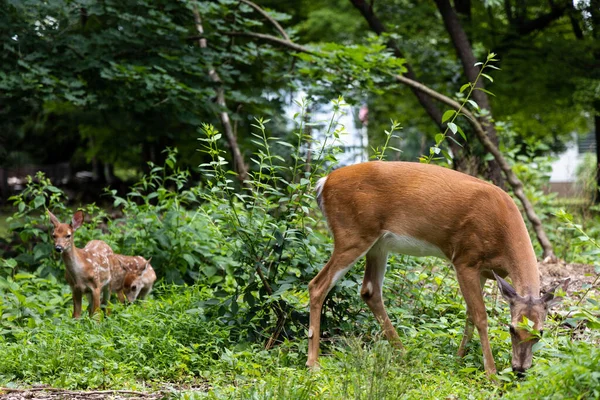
<box><xmin>48</xmin><ymin>210</ymin><xmax>84</xmax><ymax>253</ymax></box>
<box><xmin>494</xmin><ymin>272</ymin><xmax>568</xmax><ymax>375</ymax></box>
<box><xmin>124</xmin><ymin>258</ymin><xmax>151</xmax><ymax>302</ymax></box>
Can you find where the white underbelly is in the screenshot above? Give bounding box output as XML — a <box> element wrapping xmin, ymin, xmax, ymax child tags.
<box><xmin>380</xmin><ymin>231</ymin><xmax>447</xmax><ymax>259</ymax></box>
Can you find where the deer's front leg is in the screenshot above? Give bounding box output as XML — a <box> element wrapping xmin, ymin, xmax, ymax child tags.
<box><xmin>89</xmin><ymin>287</ymin><xmax>102</xmax><ymax>317</ymax></box>
<box><xmin>117</xmin><ymin>290</ymin><xmax>126</xmax><ymax>303</ymax></box>
<box><xmin>456</xmin><ymin>267</ymin><xmax>496</xmax><ymax>376</ymax></box>
<box><xmin>72</xmin><ymin>288</ymin><xmax>83</xmax><ymax>319</ymax></box>
<box><xmin>101</xmin><ymin>285</ymin><xmax>112</xmax><ymax>315</ymax></box>
<box><xmin>457</xmin><ymin>276</ymin><xmax>487</xmax><ymax>358</ymax></box>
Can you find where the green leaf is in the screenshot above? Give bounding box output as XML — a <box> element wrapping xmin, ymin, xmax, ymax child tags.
<box><xmin>467</xmin><ymin>100</ymin><xmax>479</xmax><ymax>110</ymax></box>
<box><xmin>33</xmin><ymin>195</ymin><xmax>45</xmax><ymax>209</ymax></box>
<box><xmin>474</xmin><ymin>87</ymin><xmax>496</xmax><ymax>97</ymax></box>
<box><xmin>442</xmin><ymin>110</ymin><xmax>456</xmax><ymax>123</ymax></box>
<box><xmin>46</xmin><ymin>186</ymin><xmax>61</xmax><ymax>193</ymax></box>
<box><xmin>456</xmin><ymin>125</ymin><xmax>467</xmax><ymax>141</ymax></box>
<box><xmin>183</xmin><ymin>254</ymin><xmax>196</xmax><ymax>268</ymax></box>
<box><xmin>459</xmin><ymin>83</ymin><xmax>471</xmax><ymax>93</ymax></box>
<box><xmin>447</xmin><ymin>122</ymin><xmax>458</xmax><ymax>134</ymax></box>
<box><xmin>481</xmin><ymin>73</ymin><xmax>493</xmax><ymax>83</ymax></box>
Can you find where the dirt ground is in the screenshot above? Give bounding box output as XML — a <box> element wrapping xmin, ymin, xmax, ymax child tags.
<box><xmin>0</xmin><ymin>381</ymin><xmax>210</xmax><ymax>400</ymax></box>
<box><xmin>0</xmin><ymin>389</ymin><xmax>162</xmax><ymax>400</ymax></box>
<box><xmin>538</xmin><ymin>260</ymin><xmax>599</xmax><ymax>297</ymax></box>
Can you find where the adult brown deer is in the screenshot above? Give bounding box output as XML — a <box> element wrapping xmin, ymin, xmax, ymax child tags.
<box><xmin>307</xmin><ymin>161</ymin><xmax>568</xmax><ymax>377</ymax></box>
<box><xmin>48</xmin><ymin>210</ymin><xmax>116</xmax><ymax>318</ymax></box>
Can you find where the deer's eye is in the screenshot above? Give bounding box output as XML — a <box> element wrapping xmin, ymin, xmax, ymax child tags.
<box><xmin>66</xmin><ymin>234</ymin><xmax>71</xmax><ymax>238</ymax></box>
<box><xmin>539</xmin><ymin>330</ymin><xmax>544</xmax><ymax>337</ymax></box>
<box><xmin>509</xmin><ymin>325</ymin><xmax>516</xmax><ymax>335</ymax></box>
<box><xmin>132</xmin><ymin>285</ymin><xmax>137</xmax><ymax>291</ymax></box>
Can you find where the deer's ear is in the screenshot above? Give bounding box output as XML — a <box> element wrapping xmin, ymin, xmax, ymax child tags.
<box><xmin>494</xmin><ymin>271</ymin><xmax>518</xmax><ymax>302</ymax></box>
<box><xmin>542</xmin><ymin>278</ymin><xmax>570</xmax><ymax>308</ymax></box>
<box><xmin>47</xmin><ymin>210</ymin><xmax>60</xmax><ymax>227</ymax></box>
<box><xmin>71</xmin><ymin>211</ymin><xmax>85</xmax><ymax>230</ymax></box>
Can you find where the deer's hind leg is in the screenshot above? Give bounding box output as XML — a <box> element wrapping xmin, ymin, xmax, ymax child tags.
<box><xmin>307</xmin><ymin>235</ymin><xmax>378</xmax><ymax>368</ymax></box>
<box><xmin>361</xmin><ymin>240</ymin><xmax>403</xmax><ymax>349</ymax></box>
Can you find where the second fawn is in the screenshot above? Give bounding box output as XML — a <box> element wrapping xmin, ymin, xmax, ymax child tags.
<box><xmin>123</xmin><ymin>258</ymin><xmax>156</xmax><ymax>302</ymax></box>
<box><xmin>48</xmin><ymin>210</ymin><xmax>115</xmax><ymax>318</ymax></box>
<box><xmin>110</xmin><ymin>254</ymin><xmax>153</xmax><ymax>302</ymax></box>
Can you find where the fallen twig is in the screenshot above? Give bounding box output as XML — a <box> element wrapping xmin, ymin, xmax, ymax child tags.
<box><xmin>0</xmin><ymin>387</ymin><xmax>157</xmax><ymax>396</ymax></box>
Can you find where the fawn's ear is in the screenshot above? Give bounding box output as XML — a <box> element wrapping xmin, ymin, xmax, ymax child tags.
<box><xmin>71</xmin><ymin>211</ymin><xmax>85</xmax><ymax>230</ymax></box>
<box><xmin>494</xmin><ymin>271</ymin><xmax>518</xmax><ymax>303</ymax></box>
<box><xmin>542</xmin><ymin>278</ymin><xmax>570</xmax><ymax>308</ymax></box>
<box><xmin>47</xmin><ymin>210</ymin><xmax>60</xmax><ymax>228</ymax></box>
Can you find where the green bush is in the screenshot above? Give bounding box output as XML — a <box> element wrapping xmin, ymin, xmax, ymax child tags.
<box><xmin>506</xmin><ymin>342</ymin><xmax>600</xmax><ymax>400</ymax></box>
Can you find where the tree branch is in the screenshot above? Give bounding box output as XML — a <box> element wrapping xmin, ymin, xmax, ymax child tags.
<box><xmin>434</xmin><ymin>0</ymin><xmax>504</xmax><ymax>187</ymax></box>
<box><xmin>192</xmin><ymin>6</ymin><xmax>249</xmax><ymax>186</ymax></box>
<box><xmin>225</xmin><ymin>32</ymin><xmax>315</xmax><ymax>54</ymax></box>
<box><xmin>515</xmin><ymin>4</ymin><xmax>567</xmax><ymax>35</ymax></box>
<box><xmin>238</xmin><ymin>0</ymin><xmax>290</xmax><ymax>41</ymax></box>
<box><xmin>225</xmin><ymin>29</ymin><xmax>555</xmax><ymax>260</ymax></box>
<box><xmin>348</xmin><ymin>0</ymin><xmax>466</xmax><ymax>170</ymax></box>
<box><xmin>394</xmin><ymin>74</ymin><xmax>555</xmax><ymax>261</ymax></box>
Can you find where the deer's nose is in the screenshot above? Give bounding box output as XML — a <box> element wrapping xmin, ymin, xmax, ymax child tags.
<box><xmin>512</xmin><ymin>366</ymin><xmax>526</xmax><ymax>377</ymax></box>
<box><xmin>55</xmin><ymin>245</ymin><xmax>64</xmax><ymax>253</ymax></box>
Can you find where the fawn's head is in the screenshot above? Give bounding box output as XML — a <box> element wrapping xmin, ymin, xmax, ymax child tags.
<box><xmin>124</xmin><ymin>258</ymin><xmax>151</xmax><ymax>302</ymax></box>
<box><xmin>48</xmin><ymin>210</ymin><xmax>84</xmax><ymax>253</ymax></box>
<box><xmin>494</xmin><ymin>272</ymin><xmax>568</xmax><ymax>375</ymax></box>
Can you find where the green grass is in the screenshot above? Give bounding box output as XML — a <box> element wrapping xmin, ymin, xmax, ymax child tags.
<box><xmin>3</xmin><ymin>279</ymin><xmax>597</xmax><ymax>399</ymax></box>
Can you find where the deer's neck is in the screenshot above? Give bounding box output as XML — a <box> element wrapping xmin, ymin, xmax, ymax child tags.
<box><xmin>61</xmin><ymin>245</ymin><xmax>84</xmax><ymax>272</ymax></box>
<box><xmin>509</xmin><ymin>253</ymin><xmax>540</xmax><ymax>298</ymax></box>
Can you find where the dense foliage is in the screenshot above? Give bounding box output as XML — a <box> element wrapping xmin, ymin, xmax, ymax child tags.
<box><xmin>1</xmin><ymin>104</ymin><xmax>600</xmax><ymax>397</ymax></box>
<box><xmin>1</xmin><ymin>0</ymin><xmax>600</xmax><ymax>398</ymax></box>
<box><xmin>2</xmin><ymin>0</ymin><xmax>598</xmax><ymax>175</ymax></box>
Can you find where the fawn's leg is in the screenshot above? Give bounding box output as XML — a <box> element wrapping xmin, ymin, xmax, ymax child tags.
<box><xmin>72</xmin><ymin>288</ymin><xmax>83</xmax><ymax>319</ymax></box>
<box><xmin>89</xmin><ymin>288</ymin><xmax>102</xmax><ymax>317</ymax></box>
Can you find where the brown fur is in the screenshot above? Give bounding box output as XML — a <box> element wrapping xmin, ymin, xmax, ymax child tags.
<box><xmin>307</xmin><ymin>161</ymin><xmax>567</xmax><ymax>377</ymax></box>
<box><xmin>123</xmin><ymin>259</ymin><xmax>156</xmax><ymax>303</ymax></box>
<box><xmin>110</xmin><ymin>254</ymin><xmax>149</xmax><ymax>302</ymax></box>
<box><xmin>48</xmin><ymin>210</ymin><xmax>115</xmax><ymax>318</ymax></box>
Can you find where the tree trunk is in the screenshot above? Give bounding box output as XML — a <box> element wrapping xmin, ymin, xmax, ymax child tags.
<box><xmin>434</xmin><ymin>0</ymin><xmax>505</xmax><ymax>187</ymax></box>
<box><xmin>595</xmin><ymin>114</ymin><xmax>600</xmax><ymax>204</ymax></box>
<box><xmin>192</xmin><ymin>6</ymin><xmax>249</xmax><ymax>186</ymax></box>
<box><xmin>591</xmin><ymin>0</ymin><xmax>600</xmax><ymax>203</ymax></box>
<box><xmin>349</xmin><ymin>0</ymin><xmax>467</xmax><ymax>172</ymax></box>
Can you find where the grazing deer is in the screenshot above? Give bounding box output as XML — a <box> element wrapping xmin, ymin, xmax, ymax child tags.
<box><xmin>307</xmin><ymin>161</ymin><xmax>569</xmax><ymax>377</ymax></box>
<box><xmin>123</xmin><ymin>258</ymin><xmax>156</xmax><ymax>303</ymax></box>
<box><xmin>48</xmin><ymin>210</ymin><xmax>115</xmax><ymax>318</ymax></box>
<box><xmin>108</xmin><ymin>254</ymin><xmax>135</xmax><ymax>303</ymax></box>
